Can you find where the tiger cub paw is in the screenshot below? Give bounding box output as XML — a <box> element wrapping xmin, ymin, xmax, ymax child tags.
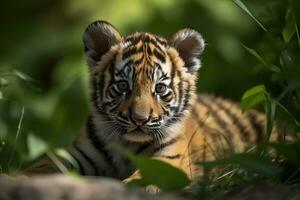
<box><xmin>123</xmin><ymin>172</ymin><xmax>160</xmax><ymax>194</ymax></box>
<box><xmin>144</xmin><ymin>184</ymin><xmax>160</xmax><ymax>194</ymax></box>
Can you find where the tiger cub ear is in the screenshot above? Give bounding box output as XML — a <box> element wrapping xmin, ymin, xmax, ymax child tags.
<box><xmin>83</xmin><ymin>21</ymin><xmax>122</xmax><ymax>67</ymax></box>
<box><xmin>169</xmin><ymin>28</ymin><xmax>205</xmax><ymax>73</ymax></box>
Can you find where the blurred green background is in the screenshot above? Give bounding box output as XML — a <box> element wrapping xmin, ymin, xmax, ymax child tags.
<box><xmin>0</xmin><ymin>0</ymin><xmax>299</xmax><ymax>173</ymax></box>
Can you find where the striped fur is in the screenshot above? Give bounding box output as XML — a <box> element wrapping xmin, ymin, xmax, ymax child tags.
<box><xmin>24</xmin><ymin>21</ymin><xmax>275</xmax><ymax>182</ymax></box>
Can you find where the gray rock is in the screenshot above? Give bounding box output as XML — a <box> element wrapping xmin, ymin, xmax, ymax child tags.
<box><xmin>0</xmin><ymin>175</ymin><xmax>186</xmax><ymax>200</ymax></box>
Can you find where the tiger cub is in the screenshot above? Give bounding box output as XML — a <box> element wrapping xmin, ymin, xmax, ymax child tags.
<box><xmin>25</xmin><ymin>21</ymin><xmax>272</xmax><ymax>182</ymax></box>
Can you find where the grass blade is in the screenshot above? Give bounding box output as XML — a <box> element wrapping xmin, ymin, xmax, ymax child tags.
<box><xmin>7</xmin><ymin>106</ymin><xmax>25</xmax><ymax>168</ymax></box>
<box><xmin>265</xmin><ymin>99</ymin><xmax>276</xmax><ymax>142</ymax></box>
<box><xmin>283</xmin><ymin>10</ymin><xmax>296</xmax><ymax>43</ymax></box>
<box><xmin>232</xmin><ymin>0</ymin><xmax>267</xmax><ymax>31</ymax></box>
<box><xmin>242</xmin><ymin>44</ymin><xmax>268</xmax><ymax>66</ymax></box>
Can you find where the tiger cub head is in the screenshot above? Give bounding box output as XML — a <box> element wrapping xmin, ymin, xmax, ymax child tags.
<box><xmin>83</xmin><ymin>21</ymin><xmax>205</xmax><ymax>143</ymax></box>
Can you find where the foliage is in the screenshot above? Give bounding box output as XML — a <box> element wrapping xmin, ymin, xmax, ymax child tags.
<box><xmin>0</xmin><ymin>0</ymin><xmax>300</xmax><ymax>198</ymax></box>
<box><xmin>114</xmin><ymin>144</ymin><xmax>190</xmax><ymax>192</ymax></box>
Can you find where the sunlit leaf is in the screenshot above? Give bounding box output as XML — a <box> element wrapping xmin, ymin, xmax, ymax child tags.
<box><xmin>241</xmin><ymin>84</ymin><xmax>266</xmax><ymax>112</ymax></box>
<box><xmin>27</xmin><ymin>134</ymin><xmax>48</xmax><ymax>160</ymax></box>
<box><xmin>54</xmin><ymin>148</ymin><xmax>79</xmax><ymax>173</ymax></box>
<box><xmin>46</xmin><ymin>151</ymin><xmax>69</xmax><ymax>174</ymax></box>
<box><xmin>232</xmin><ymin>0</ymin><xmax>267</xmax><ymax>31</ymax></box>
<box><xmin>12</xmin><ymin>70</ymin><xmax>35</xmax><ymax>83</ymax></box>
<box><xmin>201</xmin><ymin>153</ymin><xmax>281</xmax><ymax>176</ymax></box>
<box><xmin>12</xmin><ymin>69</ymin><xmax>41</xmax><ymax>91</ymax></box>
<box><xmin>114</xmin><ymin>144</ymin><xmax>190</xmax><ymax>192</ymax></box>
<box><xmin>274</xmin><ymin>100</ymin><xmax>300</xmax><ymax>129</ymax></box>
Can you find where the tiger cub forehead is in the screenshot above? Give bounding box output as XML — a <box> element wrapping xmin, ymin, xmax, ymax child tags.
<box><xmin>111</xmin><ymin>32</ymin><xmax>177</xmax><ymax>82</ymax></box>
<box><xmin>116</xmin><ymin>32</ymin><xmax>172</xmax><ymax>74</ymax></box>
<box><xmin>84</xmin><ymin>20</ymin><xmax>205</xmax><ymax>81</ymax></box>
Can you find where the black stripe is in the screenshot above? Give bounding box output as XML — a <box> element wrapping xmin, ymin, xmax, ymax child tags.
<box><xmin>155</xmin><ymin>37</ymin><xmax>167</xmax><ymax>46</ymax></box>
<box><xmin>191</xmin><ymin>108</ymin><xmax>232</xmax><ymax>154</ymax></box>
<box><xmin>112</xmin><ymin>86</ymin><xmax>122</xmax><ymax>96</ymax></box>
<box><xmin>86</xmin><ymin>116</ymin><xmax>118</xmax><ymax>175</ymax></box>
<box><xmin>75</xmin><ymin>145</ymin><xmax>98</xmax><ymax>175</ymax></box>
<box><xmin>181</xmin><ymin>82</ymin><xmax>191</xmax><ymax>112</ymax></box>
<box><xmin>197</xmin><ymin>96</ymin><xmax>235</xmax><ymax>151</ymax></box>
<box><xmin>176</xmin><ymin>72</ymin><xmax>184</xmax><ymax>112</ymax></box>
<box><xmin>247</xmin><ymin>111</ymin><xmax>264</xmax><ymax>142</ymax></box>
<box><xmin>215</xmin><ymin>99</ymin><xmax>251</xmax><ymax>141</ymax></box>
<box><xmin>134</xmin><ymin>56</ymin><xmax>144</xmax><ymax>66</ymax></box>
<box><xmin>153</xmin><ymin>136</ymin><xmax>180</xmax><ymax>154</ymax></box>
<box><xmin>125</xmin><ymin>36</ymin><xmax>140</xmax><ymax>46</ymax></box>
<box><xmin>107</xmin><ymin>57</ymin><xmax>116</xmax><ymax>92</ymax></box>
<box><xmin>161</xmin><ymin>91</ymin><xmax>173</xmax><ymax>101</ymax></box>
<box><xmin>92</xmin><ymin>77</ymin><xmax>100</xmax><ymax>111</ymax></box>
<box><xmin>165</xmin><ymin>112</ymin><xmax>184</xmax><ymax>126</ymax></box>
<box><xmin>70</xmin><ymin>152</ymin><xmax>85</xmax><ymax>175</ymax></box>
<box><xmin>167</xmin><ymin>52</ymin><xmax>177</xmax><ymax>100</ymax></box>
<box><xmin>150</xmin><ymin>42</ymin><xmax>164</xmax><ymax>56</ymax></box>
<box><xmin>116</xmin><ymin>60</ymin><xmax>133</xmax><ymax>77</ymax></box>
<box><xmin>146</xmin><ymin>44</ymin><xmax>153</xmax><ymax>54</ymax></box>
<box><xmin>161</xmin><ymin>154</ymin><xmax>181</xmax><ymax>159</ymax></box>
<box><xmin>145</xmin><ymin>36</ymin><xmax>165</xmax><ymax>52</ymax></box>
<box><xmin>123</xmin><ymin>47</ymin><xmax>140</xmax><ymax>60</ymax></box>
<box><xmin>99</xmin><ymin>74</ymin><xmax>105</xmax><ymax>101</ymax></box>
<box><xmin>136</xmin><ymin>142</ymin><xmax>152</xmax><ymax>154</ymax></box>
<box><xmin>153</xmin><ymin>49</ymin><xmax>166</xmax><ymax>63</ymax></box>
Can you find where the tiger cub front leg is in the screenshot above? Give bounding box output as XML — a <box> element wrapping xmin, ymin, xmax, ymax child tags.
<box><xmin>123</xmin><ymin>169</ymin><xmax>160</xmax><ymax>193</ymax></box>
<box><xmin>123</xmin><ymin>154</ymin><xmax>192</xmax><ymax>193</ymax></box>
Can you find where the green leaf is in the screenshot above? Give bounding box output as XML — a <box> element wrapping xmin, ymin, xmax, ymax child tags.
<box><xmin>242</xmin><ymin>45</ymin><xmax>267</xmax><ymax>66</ymax></box>
<box><xmin>268</xmin><ymin>143</ymin><xmax>300</xmax><ymax>167</ymax></box>
<box><xmin>114</xmin><ymin>144</ymin><xmax>190</xmax><ymax>192</ymax></box>
<box><xmin>241</xmin><ymin>84</ymin><xmax>266</xmax><ymax>112</ymax></box>
<box><xmin>265</xmin><ymin>99</ymin><xmax>276</xmax><ymax>142</ymax></box>
<box><xmin>232</xmin><ymin>0</ymin><xmax>267</xmax><ymax>31</ymax></box>
<box><xmin>27</xmin><ymin>134</ymin><xmax>48</xmax><ymax>160</ymax></box>
<box><xmin>201</xmin><ymin>153</ymin><xmax>281</xmax><ymax>176</ymax></box>
<box><xmin>295</xmin><ymin>18</ymin><xmax>300</xmax><ymax>46</ymax></box>
<box><xmin>12</xmin><ymin>70</ymin><xmax>35</xmax><ymax>83</ymax></box>
<box><xmin>274</xmin><ymin>98</ymin><xmax>300</xmax><ymax>130</ymax></box>
<box><xmin>283</xmin><ymin>8</ymin><xmax>296</xmax><ymax>43</ymax></box>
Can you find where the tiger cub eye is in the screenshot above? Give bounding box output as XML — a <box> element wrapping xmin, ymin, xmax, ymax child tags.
<box><xmin>155</xmin><ymin>83</ymin><xmax>167</xmax><ymax>94</ymax></box>
<box><xmin>117</xmin><ymin>80</ymin><xmax>129</xmax><ymax>92</ymax></box>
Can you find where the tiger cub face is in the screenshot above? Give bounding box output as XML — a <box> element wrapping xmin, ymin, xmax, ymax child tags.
<box><xmin>83</xmin><ymin>21</ymin><xmax>205</xmax><ymax>143</ymax></box>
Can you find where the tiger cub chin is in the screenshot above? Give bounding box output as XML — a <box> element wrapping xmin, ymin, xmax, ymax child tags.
<box><xmin>24</xmin><ymin>21</ymin><xmax>274</xmax><ymax>183</ymax></box>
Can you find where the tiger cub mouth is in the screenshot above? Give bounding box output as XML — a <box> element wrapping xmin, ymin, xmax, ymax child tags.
<box><xmin>122</xmin><ymin>127</ymin><xmax>153</xmax><ymax>142</ymax></box>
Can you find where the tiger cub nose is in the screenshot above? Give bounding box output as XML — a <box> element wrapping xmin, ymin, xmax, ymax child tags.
<box><xmin>131</xmin><ymin>111</ymin><xmax>150</xmax><ymax>126</ymax></box>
